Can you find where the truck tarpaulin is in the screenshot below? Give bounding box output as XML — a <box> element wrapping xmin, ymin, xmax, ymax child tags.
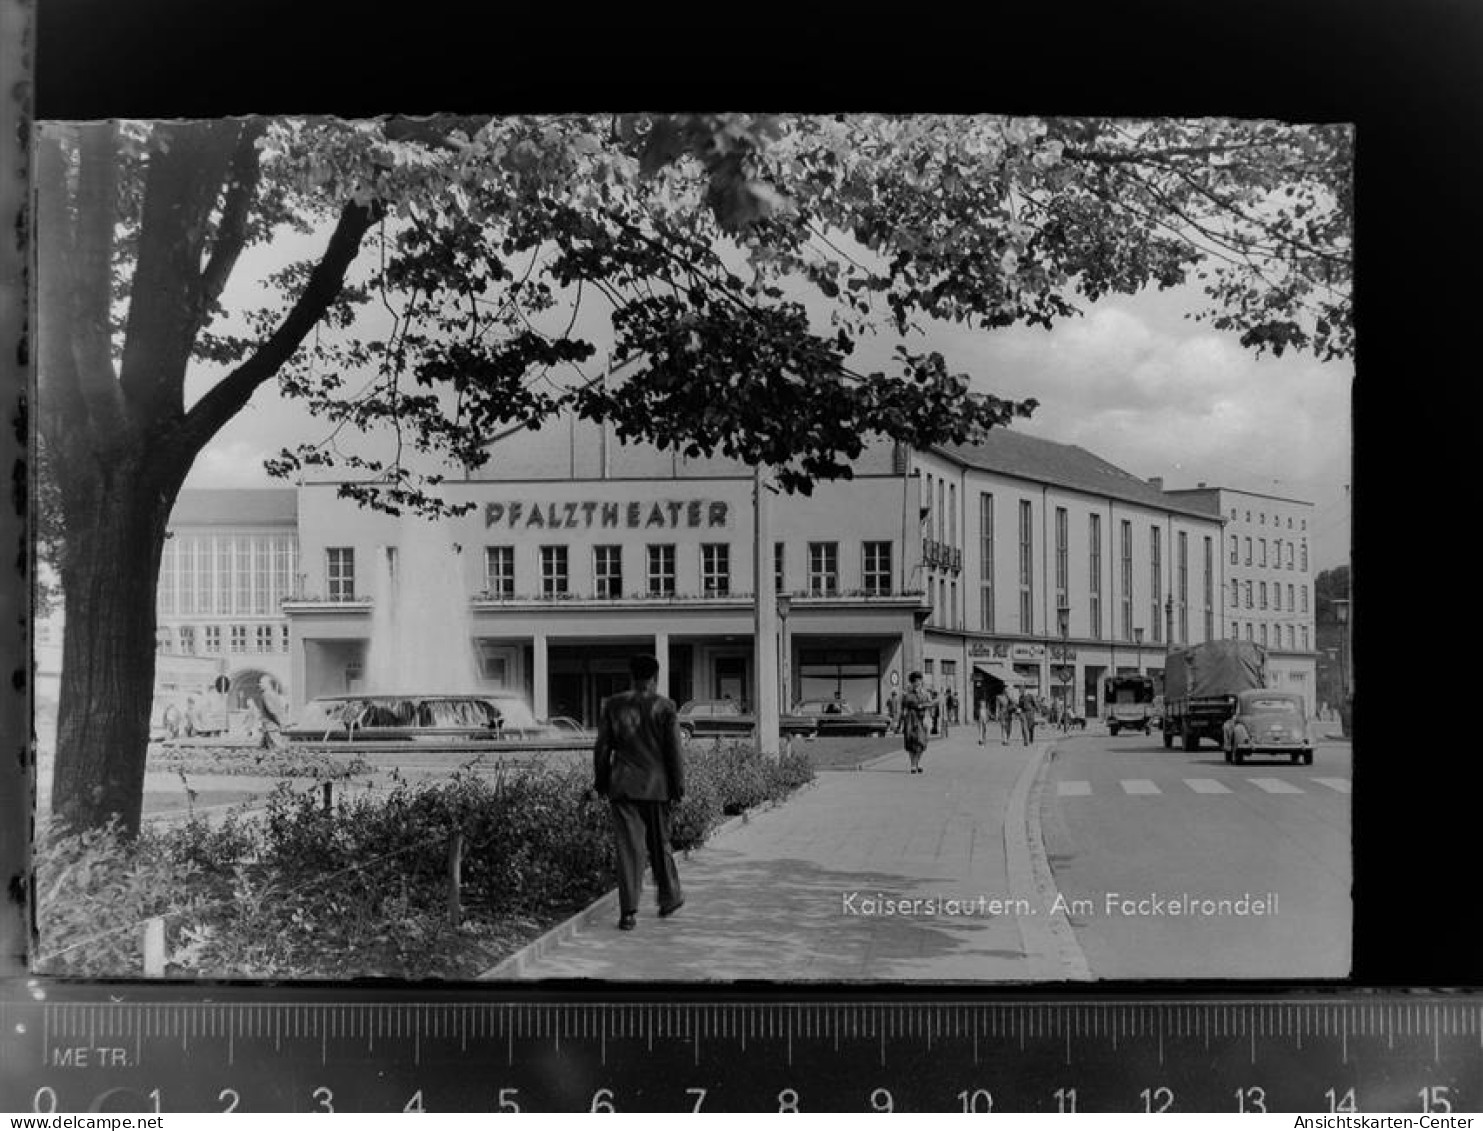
<box><xmin>1164</xmin><ymin>640</ymin><xmax>1267</xmax><ymax>700</ymax></box>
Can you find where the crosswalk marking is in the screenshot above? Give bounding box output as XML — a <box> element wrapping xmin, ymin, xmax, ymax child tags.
<box><xmin>1246</xmin><ymin>777</ymin><xmax>1306</xmax><ymax>794</ymax></box>
<box><xmin>1185</xmin><ymin>778</ymin><xmax>1233</xmax><ymax>794</ymax></box>
<box><xmin>1053</xmin><ymin>776</ymin><xmax>1353</xmax><ymax>798</ymax></box>
<box><xmin>1120</xmin><ymin>779</ymin><xmax>1161</xmax><ymax>795</ymax></box>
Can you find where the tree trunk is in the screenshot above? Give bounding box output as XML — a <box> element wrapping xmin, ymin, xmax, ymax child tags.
<box><xmin>50</xmin><ymin>459</ymin><xmax>175</xmax><ymax>838</ymax></box>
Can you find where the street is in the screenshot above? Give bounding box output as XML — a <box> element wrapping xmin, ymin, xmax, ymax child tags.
<box><xmin>1038</xmin><ymin>726</ymin><xmax>1352</xmax><ymax>980</ymax></box>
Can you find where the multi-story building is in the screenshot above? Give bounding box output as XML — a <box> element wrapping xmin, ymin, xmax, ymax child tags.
<box><xmin>1163</xmin><ymin>485</ymin><xmax>1318</xmax><ymax>711</ymax></box>
<box><xmin>916</xmin><ymin>438</ymin><xmax>1227</xmax><ymax>721</ymax></box>
<box><xmin>154</xmin><ymin>489</ymin><xmax>299</xmax><ymax>707</ymax></box>
<box><xmin>119</xmin><ymin>421</ymin><xmax>1318</xmax><ymax>727</ymax></box>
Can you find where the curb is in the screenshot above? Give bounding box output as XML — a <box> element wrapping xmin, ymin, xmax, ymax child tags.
<box><xmin>1003</xmin><ymin>739</ymin><xmax>1092</xmax><ymax>982</ymax></box>
<box><xmin>478</xmin><ymin>787</ymin><xmax>815</xmax><ymax>981</ymax></box>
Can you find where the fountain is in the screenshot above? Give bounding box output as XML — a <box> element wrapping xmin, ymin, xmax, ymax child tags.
<box><xmin>364</xmin><ymin>514</ymin><xmax>480</xmax><ymax>694</ymax></box>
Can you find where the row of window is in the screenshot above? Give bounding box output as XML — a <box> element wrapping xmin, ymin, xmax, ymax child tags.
<box><xmin>1228</xmin><ymin>534</ymin><xmax>1308</xmax><ymax>571</ymax></box>
<box><xmin>157</xmin><ymin>623</ymin><xmax>289</xmax><ymax>656</ymax></box>
<box><xmin>967</xmin><ymin>497</ymin><xmax>1212</xmax><ymax>646</ymax></box>
<box><xmin>1230</xmin><ymin>579</ymin><xmax>1311</xmax><ymax>613</ymax></box>
<box><xmin>323</xmin><ymin>542</ymin><xmax>897</xmax><ymax>602</ymax></box>
<box><xmin>1231</xmin><ymin>507</ymin><xmax>1307</xmax><ymax>531</ymax></box>
<box><xmin>158</xmin><ymin>535</ymin><xmax>298</xmax><ymax>618</ymax></box>
<box><xmin>1233</xmin><ymin>621</ymin><xmax>1310</xmax><ymax>651</ymax></box>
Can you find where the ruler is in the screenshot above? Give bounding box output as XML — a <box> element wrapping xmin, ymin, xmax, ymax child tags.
<box><xmin>3</xmin><ymin>988</ymin><xmax>1479</xmax><ymax>1113</ymax></box>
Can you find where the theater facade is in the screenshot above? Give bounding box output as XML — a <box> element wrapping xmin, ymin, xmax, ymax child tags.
<box><xmin>158</xmin><ymin>416</ymin><xmax>1318</xmax><ymax>725</ymax></box>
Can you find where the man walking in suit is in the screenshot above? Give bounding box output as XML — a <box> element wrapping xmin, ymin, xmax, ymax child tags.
<box><xmin>593</xmin><ymin>653</ymin><xmax>686</xmax><ymax>931</ymax></box>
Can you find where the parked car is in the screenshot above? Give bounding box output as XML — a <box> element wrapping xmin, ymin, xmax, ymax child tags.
<box><xmin>676</xmin><ymin>699</ymin><xmax>818</xmax><ymax>741</ymax></box>
<box><xmin>1222</xmin><ymin>689</ymin><xmax>1314</xmax><ymax>765</ymax></box>
<box><xmin>789</xmin><ymin>699</ymin><xmax>892</xmax><ymax>737</ymax></box>
<box><xmin>285</xmin><ymin>691</ymin><xmax>547</xmax><ymax>744</ymax></box>
<box><xmin>540</xmin><ymin>715</ymin><xmax>596</xmax><ymax>743</ymax></box>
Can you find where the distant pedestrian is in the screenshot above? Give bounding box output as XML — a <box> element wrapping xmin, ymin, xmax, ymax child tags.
<box><xmin>945</xmin><ymin>687</ymin><xmax>959</xmax><ymax>725</ymax></box>
<box><xmin>887</xmin><ymin>688</ymin><xmax>900</xmax><ymax>723</ymax></box>
<box><xmin>259</xmin><ymin>678</ymin><xmax>288</xmax><ymax>751</ymax></box>
<box><xmin>593</xmin><ymin>653</ymin><xmax>686</xmax><ymax>931</ymax></box>
<box><xmin>900</xmin><ymin>671</ymin><xmax>931</xmax><ymax>774</ymax></box>
<box><xmin>1019</xmin><ymin>690</ymin><xmax>1039</xmax><ymax>745</ymax></box>
<box><xmin>996</xmin><ymin>688</ymin><xmax>1016</xmax><ymax>744</ymax></box>
<box><xmin>976</xmin><ymin>697</ymin><xmax>989</xmax><ymax>745</ymax></box>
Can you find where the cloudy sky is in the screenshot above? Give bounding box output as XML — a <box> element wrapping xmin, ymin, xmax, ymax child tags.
<box><xmin>183</xmin><ymin>215</ymin><xmax>1353</xmax><ymax>573</ymax></box>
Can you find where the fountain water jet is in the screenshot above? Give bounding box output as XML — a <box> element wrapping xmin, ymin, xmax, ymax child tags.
<box><xmin>365</xmin><ymin>514</ymin><xmax>480</xmax><ymax>694</ymax></box>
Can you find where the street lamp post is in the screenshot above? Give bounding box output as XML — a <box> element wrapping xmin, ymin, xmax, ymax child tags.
<box><xmin>1057</xmin><ymin>604</ymin><xmax>1072</xmax><ymax>730</ymax></box>
<box><xmin>777</xmin><ymin>592</ymin><xmax>793</xmax><ymax>718</ymax></box>
<box><xmin>1333</xmin><ymin>597</ymin><xmax>1351</xmax><ymax>736</ymax></box>
<box><xmin>1134</xmin><ymin>626</ymin><xmax>1144</xmax><ymax>674</ymax></box>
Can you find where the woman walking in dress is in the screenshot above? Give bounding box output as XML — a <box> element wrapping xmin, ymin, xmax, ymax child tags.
<box><xmin>900</xmin><ymin>671</ymin><xmax>931</xmax><ymax>774</ymax></box>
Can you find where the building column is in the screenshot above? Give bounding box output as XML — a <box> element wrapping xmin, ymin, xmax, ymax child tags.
<box><xmin>654</xmin><ymin>631</ymin><xmax>670</xmax><ymax>699</ymax></box>
<box><xmin>532</xmin><ymin>632</ymin><xmax>549</xmax><ymax>718</ymax></box>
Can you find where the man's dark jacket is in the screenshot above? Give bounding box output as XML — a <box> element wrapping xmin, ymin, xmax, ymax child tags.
<box><xmin>593</xmin><ymin>689</ymin><xmax>685</xmax><ymax>802</ymax></box>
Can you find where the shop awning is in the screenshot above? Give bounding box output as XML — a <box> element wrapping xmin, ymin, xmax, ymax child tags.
<box><xmin>973</xmin><ymin>663</ymin><xmax>1037</xmax><ymax>684</ymax></box>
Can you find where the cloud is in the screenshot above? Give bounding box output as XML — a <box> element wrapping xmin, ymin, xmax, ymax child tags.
<box><xmin>185</xmin><ymin>441</ymin><xmax>279</xmax><ymax>489</ymax></box>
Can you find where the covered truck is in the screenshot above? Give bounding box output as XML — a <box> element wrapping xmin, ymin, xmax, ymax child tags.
<box><xmin>1161</xmin><ymin>640</ymin><xmax>1267</xmax><ymax>751</ymax></box>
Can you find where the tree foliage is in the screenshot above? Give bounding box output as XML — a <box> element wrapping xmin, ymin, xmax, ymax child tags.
<box><xmin>35</xmin><ymin>112</ymin><xmax>1352</xmax><ymax>834</ymax></box>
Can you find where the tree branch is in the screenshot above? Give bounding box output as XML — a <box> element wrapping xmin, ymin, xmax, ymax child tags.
<box><xmin>166</xmin><ymin>199</ymin><xmax>383</xmax><ymax>467</ymax></box>
<box><xmin>200</xmin><ymin>119</ymin><xmax>266</xmax><ymax>311</ymax></box>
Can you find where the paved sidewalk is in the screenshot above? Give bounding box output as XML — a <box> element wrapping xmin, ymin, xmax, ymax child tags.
<box><xmin>485</xmin><ymin>729</ymin><xmax>1068</xmax><ymax>982</ymax></box>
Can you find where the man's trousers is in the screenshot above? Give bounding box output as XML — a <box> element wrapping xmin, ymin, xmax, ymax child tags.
<box><xmin>608</xmin><ymin>798</ymin><xmax>683</xmax><ymax>914</ymax></box>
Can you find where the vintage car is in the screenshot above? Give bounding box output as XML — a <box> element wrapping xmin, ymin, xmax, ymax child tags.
<box><xmin>285</xmin><ymin>692</ymin><xmax>545</xmax><ymax>744</ymax></box>
<box><xmin>1222</xmin><ymin>689</ymin><xmax>1314</xmax><ymax>765</ymax></box>
<box><xmin>789</xmin><ymin>698</ymin><xmax>893</xmax><ymax>737</ymax></box>
<box><xmin>676</xmin><ymin>699</ymin><xmax>818</xmax><ymax>741</ymax></box>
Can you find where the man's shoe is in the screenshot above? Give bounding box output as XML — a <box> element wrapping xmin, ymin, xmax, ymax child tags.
<box><xmin>658</xmin><ymin>898</ymin><xmax>685</xmax><ymax>918</ymax></box>
<box><xmin>618</xmin><ymin>912</ymin><xmax>637</xmax><ymax>931</ymax></box>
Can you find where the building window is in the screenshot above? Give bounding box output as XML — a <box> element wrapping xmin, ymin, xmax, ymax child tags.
<box><xmin>1259</xmin><ymin>581</ymin><xmax>1268</xmax><ymax>609</ymax></box>
<box><xmin>253</xmin><ymin>541</ymin><xmax>271</xmax><ymax>615</ymax></box>
<box><xmin>1302</xmin><ymin>626</ymin><xmax>1310</xmax><ymax>650</ymax></box>
<box><xmin>485</xmin><ymin>546</ymin><xmax>515</xmax><ymax>597</ymax></box>
<box><xmin>1260</xmin><ymin>623</ymin><xmax>1268</xmax><ymax>647</ymax></box>
<box><xmin>701</xmin><ymin>543</ymin><xmax>730</xmax><ymax>596</ymax></box>
<box><xmin>808</xmin><ymin>542</ymin><xmax>839</xmax><ymax>596</ymax></box>
<box><xmin>255</xmin><ymin>624</ymin><xmax>274</xmax><ymax>653</ymax></box>
<box><xmin>1245</xmin><ymin>622</ymin><xmax>1253</xmax><ymax>642</ymax></box>
<box><xmin>1245</xmin><ymin>580</ymin><xmax>1253</xmax><ymax>608</ymax></box>
<box><xmin>1018</xmin><ymin>500</ymin><xmax>1034</xmax><ymax>634</ymax></box>
<box><xmin>1150</xmin><ymin>526</ymin><xmax>1162</xmax><ymax>643</ymax></box>
<box><xmin>924</xmin><ymin>473</ymin><xmax>933</xmax><ymax>540</ymax></box>
<box><xmin>949</xmin><ymin>482</ymin><xmax>957</xmax><ymax>547</ymax></box>
<box><xmin>203</xmin><ymin>624</ymin><xmax>221</xmax><ymax>653</ymax></box>
<box><xmin>924</xmin><ymin>658</ymin><xmax>935</xmax><ymax>679</ymax></box>
<box><xmin>1244</xmin><ymin>537</ymin><xmax>1252</xmax><ymax>566</ymax></box>
<box><xmin>216</xmin><ymin>538</ymin><xmax>232</xmax><ymax>615</ymax></box>
<box><xmin>273</xmin><ymin>537</ymin><xmax>295</xmax><ymax>609</ymax></box>
<box><xmin>1287</xmin><ymin>583</ymin><xmax>1295</xmax><ymax>612</ymax></box>
<box><xmin>1288</xmin><ymin>543</ymin><xmax>1296</xmax><ymax>570</ymax></box>
<box><xmin>542</xmin><ymin>545</ymin><xmax>570</xmax><ymax>596</ymax></box>
<box><xmin>235</xmin><ymin>537</ymin><xmax>252</xmax><ymax>614</ymax></box>
<box><xmin>938</xmin><ymin>479</ymin><xmax>946</xmax><ymax>544</ymax></box>
<box><xmin>1229</xmin><ymin>534</ymin><xmax>1238</xmax><ymax>565</ymax></box>
<box><xmin>1119</xmin><ymin>519</ymin><xmax>1133</xmax><ymax>641</ymax></box>
<box><xmin>1203</xmin><ymin>536</ymin><xmax>1214</xmax><ymax>641</ymax></box>
<box><xmin>1259</xmin><ymin>538</ymin><xmax>1268</xmax><ymax>568</ymax></box>
<box><xmin>979</xmin><ymin>493</ymin><xmax>995</xmax><ymax>633</ymax></box>
<box><xmin>938</xmin><ymin>578</ymin><xmax>947</xmax><ymax>628</ymax></box>
<box><xmin>863</xmin><ymin>541</ymin><xmax>892</xmax><ymax>595</ymax></box>
<box><xmin>775</xmin><ymin>542</ymin><xmax>785</xmax><ymax>592</ymax></box>
<box><xmin>1054</xmin><ymin>507</ymin><xmax>1069</xmax><ymax>611</ymax></box>
<box><xmin>178</xmin><ymin>625</ymin><xmax>195</xmax><ymax>655</ymax></box>
<box><xmin>950</xmin><ymin>579</ymin><xmax>959</xmax><ymax>629</ymax></box>
<box><xmin>646</xmin><ymin>544</ymin><xmax>675</xmax><ymax>596</ymax></box>
<box><xmin>326</xmin><ymin>548</ymin><xmax>355</xmax><ymax>602</ymax></box>
<box><xmin>1300</xmin><ymin>541</ymin><xmax>1308</xmax><ymax>571</ymax></box>
<box><xmin>1177</xmin><ymin>532</ymin><xmax>1188</xmax><ymax>643</ymax></box>
<box><xmin>594</xmin><ymin>545</ymin><xmax>623</xmax><ymax>598</ymax></box>
<box><xmin>1088</xmin><ymin>513</ymin><xmax>1102</xmax><ymax>641</ymax></box>
<box><xmin>1287</xmin><ymin>624</ymin><xmax>1296</xmax><ymax>649</ymax></box>
<box><xmin>1230</xmin><ymin>620</ymin><xmax>1239</xmax><ymax>639</ymax></box>
<box><xmin>195</xmin><ymin>539</ymin><xmax>212</xmax><ymax>617</ymax></box>
<box><xmin>279</xmin><ymin>624</ymin><xmax>290</xmax><ymax>653</ymax></box>
<box><xmin>230</xmin><ymin>624</ymin><xmax>248</xmax><ymax>653</ymax></box>
<box><xmin>1231</xmin><ymin>579</ymin><xmax>1240</xmax><ymax>608</ymax></box>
